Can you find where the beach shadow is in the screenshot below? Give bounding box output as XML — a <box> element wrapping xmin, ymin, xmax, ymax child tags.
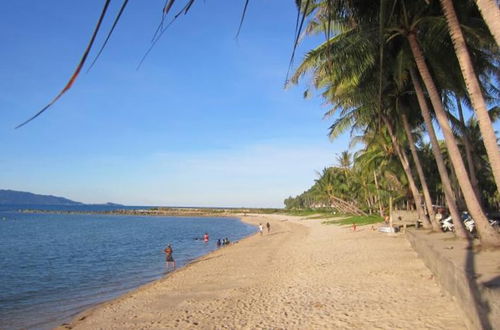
<box><xmin>465</xmin><ymin>237</ymin><xmax>493</xmax><ymax>329</ymax></box>
<box><xmin>483</xmin><ymin>276</ymin><xmax>500</xmax><ymax>291</ymax></box>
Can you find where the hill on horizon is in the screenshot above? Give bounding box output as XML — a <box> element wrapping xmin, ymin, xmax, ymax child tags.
<box><xmin>0</xmin><ymin>189</ymin><xmax>83</xmax><ymax>205</ymax></box>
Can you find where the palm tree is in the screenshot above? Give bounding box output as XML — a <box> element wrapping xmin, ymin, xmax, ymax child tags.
<box><xmin>438</xmin><ymin>0</ymin><xmax>500</xmax><ymax>193</ymax></box>
<box><xmin>336</xmin><ymin>151</ymin><xmax>352</xmax><ymax>169</ymax></box>
<box><xmin>353</xmin><ymin>130</ymin><xmax>408</xmax><ymax>216</ymax></box>
<box><xmin>381</xmin><ymin>114</ymin><xmax>432</xmax><ymax>228</ymax></box>
<box><xmin>400</xmin><ymin>112</ymin><xmax>440</xmax><ymax>231</ymax></box>
<box><xmin>474</xmin><ymin>0</ymin><xmax>500</xmax><ymax>46</ymax></box>
<box><xmin>315</xmin><ymin>167</ymin><xmax>367</xmax><ymax>215</ymax></box>
<box><xmin>291</xmin><ymin>0</ymin><xmax>500</xmax><ymax>242</ymax></box>
<box><xmin>409</xmin><ymin>69</ymin><xmax>468</xmax><ymax>238</ymax></box>
<box><xmin>382</xmin><ymin>62</ymin><xmax>441</xmax><ymax>230</ymax></box>
<box><xmin>459</xmin><ymin>110</ymin><xmax>500</xmax><ymax>210</ymax></box>
<box><xmin>354</xmin><ymin>0</ymin><xmax>499</xmax><ymax>245</ymax></box>
<box><xmin>449</xmin><ymin>95</ymin><xmax>483</xmax><ymax>204</ymax></box>
<box><xmin>290</xmin><ymin>2</ymin><xmax>438</xmax><ymax>229</ymax></box>
<box><xmin>407</xmin><ymin>33</ymin><xmax>499</xmax><ymax>246</ymax></box>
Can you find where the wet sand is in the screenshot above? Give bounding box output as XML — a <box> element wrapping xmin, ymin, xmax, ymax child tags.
<box><xmin>59</xmin><ymin>214</ymin><xmax>467</xmax><ymax>329</ymax></box>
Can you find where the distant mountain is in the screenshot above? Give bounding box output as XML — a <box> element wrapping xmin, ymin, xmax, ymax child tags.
<box><xmin>0</xmin><ymin>189</ymin><xmax>83</xmax><ymax>205</ymax></box>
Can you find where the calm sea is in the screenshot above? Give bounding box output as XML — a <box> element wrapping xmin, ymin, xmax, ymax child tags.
<box><xmin>0</xmin><ymin>205</ymin><xmax>256</xmax><ymax>329</ymax></box>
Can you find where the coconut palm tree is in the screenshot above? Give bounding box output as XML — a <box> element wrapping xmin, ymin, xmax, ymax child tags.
<box><xmin>409</xmin><ymin>69</ymin><xmax>469</xmax><ymax>238</ymax></box>
<box><xmin>359</xmin><ymin>0</ymin><xmax>498</xmax><ymax>245</ymax></box>
<box><xmin>292</xmin><ymin>0</ymin><xmax>500</xmax><ymax>241</ymax></box>
<box><xmin>474</xmin><ymin>0</ymin><xmax>500</xmax><ymax>46</ymax></box>
<box><xmin>315</xmin><ymin>167</ymin><xmax>367</xmax><ymax>215</ymax></box>
<box><xmin>336</xmin><ymin>151</ymin><xmax>352</xmax><ymax>169</ymax></box>
<box><xmin>438</xmin><ymin>0</ymin><xmax>500</xmax><ymax>192</ymax></box>
<box><xmin>353</xmin><ymin>129</ymin><xmax>407</xmax><ymax>215</ymax></box>
<box><xmin>454</xmin><ymin>95</ymin><xmax>482</xmax><ymax>203</ymax></box>
<box><xmin>290</xmin><ymin>2</ymin><xmax>442</xmax><ymax>229</ymax></box>
<box><xmin>381</xmin><ymin>61</ymin><xmax>442</xmax><ymax>230</ymax></box>
<box><xmin>407</xmin><ymin>31</ymin><xmax>499</xmax><ymax>246</ymax></box>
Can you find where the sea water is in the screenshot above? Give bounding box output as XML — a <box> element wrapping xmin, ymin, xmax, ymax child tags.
<box><xmin>0</xmin><ymin>207</ymin><xmax>256</xmax><ymax>329</ymax></box>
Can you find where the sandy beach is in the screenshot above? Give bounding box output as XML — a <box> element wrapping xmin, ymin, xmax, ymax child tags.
<box><xmin>59</xmin><ymin>214</ymin><xmax>467</xmax><ymax>329</ymax></box>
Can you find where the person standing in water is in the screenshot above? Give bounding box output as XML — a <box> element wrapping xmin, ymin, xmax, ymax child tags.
<box><xmin>203</xmin><ymin>232</ymin><xmax>209</xmax><ymax>243</ymax></box>
<box><xmin>164</xmin><ymin>244</ymin><xmax>175</xmax><ymax>268</ymax></box>
<box><xmin>259</xmin><ymin>223</ymin><xmax>263</xmax><ymax>235</ymax></box>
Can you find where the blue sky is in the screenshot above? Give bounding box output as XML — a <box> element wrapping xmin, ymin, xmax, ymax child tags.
<box><xmin>0</xmin><ymin>1</ymin><xmax>351</xmax><ymax>207</ymax></box>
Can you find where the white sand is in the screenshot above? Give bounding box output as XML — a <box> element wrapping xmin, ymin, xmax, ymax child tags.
<box><xmin>59</xmin><ymin>214</ymin><xmax>467</xmax><ymax>329</ymax></box>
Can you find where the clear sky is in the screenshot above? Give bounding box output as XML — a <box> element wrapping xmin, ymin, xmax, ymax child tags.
<box><xmin>0</xmin><ymin>0</ymin><xmax>351</xmax><ymax>208</ymax></box>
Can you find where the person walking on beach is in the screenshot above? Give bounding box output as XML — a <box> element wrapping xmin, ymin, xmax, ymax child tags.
<box><xmin>259</xmin><ymin>223</ymin><xmax>263</xmax><ymax>235</ymax></box>
<box><xmin>266</xmin><ymin>222</ymin><xmax>271</xmax><ymax>233</ymax></box>
<box><xmin>164</xmin><ymin>244</ymin><xmax>175</xmax><ymax>268</ymax></box>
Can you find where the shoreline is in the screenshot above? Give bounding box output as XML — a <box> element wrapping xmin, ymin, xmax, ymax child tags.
<box><xmin>57</xmin><ymin>214</ymin><xmax>467</xmax><ymax>329</ymax></box>
<box><xmin>56</xmin><ymin>214</ymin><xmax>259</xmax><ymax>329</ymax></box>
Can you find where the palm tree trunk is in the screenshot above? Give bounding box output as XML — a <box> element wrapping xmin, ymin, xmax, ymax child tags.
<box><xmin>408</xmin><ymin>34</ymin><xmax>500</xmax><ymax>247</ymax></box>
<box><xmin>401</xmin><ymin>113</ymin><xmax>441</xmax><ymax>232</ymax></box>
<box><xmin>410</xmin><ymin>68</ymin><xmax>469</xmax><ymax>239</ymax></box>
<box><xmin>374</xmin><ymin>170</ymin><xmax>385</xmax><ymax>217</ymax></box>
<box><xmin>382</xmin><ymin>115</ymin><xmax>432</xmax><ymax>229</ymax></box>
<box><xmin>474</xmin><ymin>0</ymin><xmax>500</xmax><ymax>46</ymax></box>
<box><xmin>455</xmin><ymin>95</ymin><xmax>482</xmax><ymax>204</ymax></box>
<box><xmin>440</xmin><ymin>0</ymin><xmax>500</xmax><ymax>193</ymax></box>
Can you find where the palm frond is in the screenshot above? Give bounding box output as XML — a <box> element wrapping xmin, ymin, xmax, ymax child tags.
<box><xmin>16</xmin><ymin>0</ymin><xmax>112</xmax><ymax>129</ymax></box>
<box><xmin>87</xmin><ymin>0</ymin><xmax>130</xmax><ymax>72</ymax></box>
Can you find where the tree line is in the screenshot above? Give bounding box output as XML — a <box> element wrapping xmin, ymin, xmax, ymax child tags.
<box><xmin>285</xmin><ymin>0</ymin><xmax>499</xmax><ymax>247</ymax></box>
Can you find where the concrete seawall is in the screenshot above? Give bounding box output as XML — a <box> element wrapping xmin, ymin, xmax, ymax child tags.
<box><xmin>406</xmin><ymin>230</ymin><xmax>499</xmax><ymax>329</ymax></box>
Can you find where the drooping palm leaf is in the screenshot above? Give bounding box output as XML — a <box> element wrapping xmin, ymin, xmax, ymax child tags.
<box><xmin>151</xmin><ymin>0</ymin><xmax>173</xmax><ymax>42</ymax></box>
<box><xmin>16</xmin><ymin>0</ymin><xmax>112</xmax><ymax>129</ymax></box>
<box><xmin>87</xmin><ymin>0</ymin><xmax>130</xmax><ymax>72</ymax></box>
<box><xmin>235</xmin><ymin>0</ymin><xmax>250</xmax><ymax>39</ymax></box>
<box><xmin>286</xmin><ymin>0</ymin><xmax>312</xmax><ymax>83</ymax></box>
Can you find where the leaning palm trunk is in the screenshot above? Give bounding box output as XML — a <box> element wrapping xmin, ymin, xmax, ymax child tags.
<box><xmin>440</xmin><ymin>0</ymin><xmax>500</xmax><ymax>192</ymax></box>
<box><xmin>410</xmin><ymin>70</ymin><xmax>468</xmax><ymax>238</ymax></box>
<box><xmin>456</xmin><ymin>95</ymin><xmax>482</xmax><ymax>204</ymax></box>
<box><xmin>329</xmin><ymin>198</ymin><xmax>350</xmax><ymax>214</ymax></box>
<box><xmin>330</xmin><ymin>196</ymin><xmax>351</xmax><ymax>214</ymax></box>
<box><xmin>408</xmin><ymin>35</ymin><xmax>500</xmax><ymax>247</ymax></box>
<box><xmin>332</xmin><ymin>195</ymin><xmax>367</xmax><ymax>216</ymax></box>
<box><xmin>401</xmin><ymin>113</ymin><xmax>441</xmax><ymax>231</ymax></box>
<box><xmin>474</xmin><ymin>0</ymin><xmax>500</xmax><ymax>46</ymax></box>
<box><xmin>382</xmin><ymin>115</ymin><xmax>432</xmax><ymax>229</ymax></box>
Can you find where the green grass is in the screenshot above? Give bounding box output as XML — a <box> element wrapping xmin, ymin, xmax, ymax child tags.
<box><xmin>250</xmin><ymin>208</ymin><xmax>282</xmax><ymax>214</ymax></box>
<box><xmin>323</xmin><ymin>215</ymin><xmax>383</xmax><ymax>225</ymax></box>
<box><xmin>281</xmin><ymin>209</ymin><xmax>341</xmax><ymax>217</ymax></box>
<box><xmin>307</xmin><ymin>214</ymin><xmax>343</xmax><ymax>219</ymax></box>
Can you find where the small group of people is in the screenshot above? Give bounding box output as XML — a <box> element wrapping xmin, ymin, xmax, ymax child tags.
<box><xmin>258</xmin><ymin>222</ymin><xmax>271</xmax><ymax>235</ymax></box>
<box><xmin>165</xmin><ymin>232</ymin><xmax>232</xmax><ymax>267</ymax></box>
<box><xmin>216</xmin><ymin>237</ymin><xmax>231</xmax><ymax>247</ymax></box>
<box><xmin>165</xmin><ymin>221</ymin><xmax>273</xmax><ymax>268</ymax></box>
